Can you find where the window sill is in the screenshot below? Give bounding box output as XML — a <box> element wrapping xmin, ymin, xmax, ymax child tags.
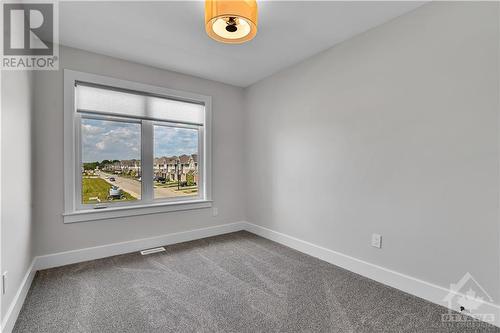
<box><xmin>63</xmin><ymin>200</ymin><xmax>213</xmax><ymax>223</ymax></box>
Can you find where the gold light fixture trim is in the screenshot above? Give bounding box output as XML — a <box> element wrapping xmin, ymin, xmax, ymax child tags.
<box><xmin>205</xmin><ymin>0</ymin><xmax>258</xmax><ymax>44</ymax></box>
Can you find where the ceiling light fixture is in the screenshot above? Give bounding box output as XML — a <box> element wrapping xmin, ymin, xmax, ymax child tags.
<box><xmin>205</xmin><ymin>0</ymin><xmax>258</xmax><ymax>44</ymax></box>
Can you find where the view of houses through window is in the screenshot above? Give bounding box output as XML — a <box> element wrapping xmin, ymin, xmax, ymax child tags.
<box><xmin>81</xmin><ymin>119</ymin><xmax>199</xmax><ymax>205</ymax></box>
<box><xmin>153</xmin><ymin>125</ymin><xmax>199</xmax><ymax>200</ymax></box>
<box><xmin>81</xmin><ymin>118</ymin><xmax>141</xmax><ymax>204</ymax></box>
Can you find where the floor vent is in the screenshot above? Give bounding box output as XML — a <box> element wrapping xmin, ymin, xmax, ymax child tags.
<box><xmin>140</xmin><ymin>247</ymin><xmax>166</xmax><ymax>255</ymax></box>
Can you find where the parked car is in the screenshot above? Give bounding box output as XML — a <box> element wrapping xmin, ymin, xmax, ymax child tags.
<box><xmin>109</xmin><ymin>177</ymin><xmax>116</xmax><ymax>182</ymax></box>
<box><xmin>154</xmin><ymin>176</ymin><xmax>166</xmax><ymax>183</ymax></box>
<box><xmin>109</xmin><ymin>186</ymin><xmax>122</xmax><ymax>200</ymax></box>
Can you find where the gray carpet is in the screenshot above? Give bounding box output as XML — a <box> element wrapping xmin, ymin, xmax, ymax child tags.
<box><xmin>13</xmin><ymin>231</ymin><xmax>499</xmax><ymax>332</ymax></box>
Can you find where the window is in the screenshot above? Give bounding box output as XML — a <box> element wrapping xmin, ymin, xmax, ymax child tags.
<box><xmin>64</xmin><ymin>70</ymin><xmax>212</xmax><ymax>223</ymax></box>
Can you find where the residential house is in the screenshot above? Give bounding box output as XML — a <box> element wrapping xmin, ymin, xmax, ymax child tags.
<box><xmin>154</xmin><ymin>154</ymin><xmax>198</xmax><ymax>183</ymax></box>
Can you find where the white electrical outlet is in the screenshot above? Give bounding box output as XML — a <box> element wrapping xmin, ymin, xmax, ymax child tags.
<box><xmin>212</xmin><ymin>207</ymin><xmax>218</xmax><ymax>217</ymax></box>
<box><xmin>371</xmin><ymin>234</ymin><xmax>382</xmax><ymax>249</ymax></box>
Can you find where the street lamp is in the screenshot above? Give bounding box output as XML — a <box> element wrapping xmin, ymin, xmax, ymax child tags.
<box><xmin>176</xmin><ymin>160</ymin><xmax>180</xmax><ymax>190</ymax></box>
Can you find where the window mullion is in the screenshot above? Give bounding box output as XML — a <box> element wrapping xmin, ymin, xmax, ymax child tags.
<box><xmin>74</xmin><ymin>114</ymin><xmax>83</xmax><ymax>210</ymax></box>
<box><xmin>141</xmin><ymin>120</ymin><xmax>154</xmax><ymax>203</ymax></box>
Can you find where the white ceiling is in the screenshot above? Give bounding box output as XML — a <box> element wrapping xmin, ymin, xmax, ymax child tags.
<box><xmin>60</xmin><ymin>1</ymin><xmax>424</xmax><ymax>87</ymax></box>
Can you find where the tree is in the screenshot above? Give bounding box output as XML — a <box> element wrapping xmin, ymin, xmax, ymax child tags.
<box><xmin>83</xmin><ymin>161</ymin><xmax>99</xmax><ymax>170</ymax></box>
<box><xmin>186</xmin><ymin>171</ymin><xmax>196</xmax><ymax>186</ymax></box>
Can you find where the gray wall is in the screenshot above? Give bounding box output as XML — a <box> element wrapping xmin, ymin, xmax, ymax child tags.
<box><xmin>244</xmin><ymin>2</ymin><xmax>500</xmax><ymax>302</ymax></box>
<box><xmin>32</xmin><ymin>46</ymin><xmax>245</xmax><ymax>255</ymax></box>
<box><xmin>1</xmin><ymin>71</ymin><xmax>34</xmax><ymax>320</ymax></box>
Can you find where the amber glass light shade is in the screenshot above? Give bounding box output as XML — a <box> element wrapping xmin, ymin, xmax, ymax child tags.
<box><xmin>205</xmin><ymin>0</ymin><xmax>258</xmax><ymax>44</ymax></box>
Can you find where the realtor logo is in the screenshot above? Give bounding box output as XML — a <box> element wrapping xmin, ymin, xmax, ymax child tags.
<box><xmin>1</xmin><ymin>1</ymin><xmax>58</xmax><ymax>70</ymax></box>
<box><xmin>441</xmin><ymin>272</ymin><xmax>495</xmax><ymax>325</ymax></box>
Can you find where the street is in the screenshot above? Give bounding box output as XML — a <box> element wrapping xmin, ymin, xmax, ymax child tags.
<box><xmin>98</xmin><ymin>172</ymin><xmax>194</xmax><ymax>199</ymax></box>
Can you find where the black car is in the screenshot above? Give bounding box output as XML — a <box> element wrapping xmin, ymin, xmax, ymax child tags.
<box><xmin>109</xmin><ymin>177</ymin><xmax>116</xmax><ymax>182</ymax></box>
<box><xmin>154</xmin><ymin>176</ymin><xmax>166</xmax><ymax>183</ymax></box>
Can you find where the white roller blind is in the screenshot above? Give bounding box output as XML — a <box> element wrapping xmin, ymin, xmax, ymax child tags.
<box><xmin>76</xmin><ymin>84</ymin><xmax>205</xmax><ymax>125</ymax></box>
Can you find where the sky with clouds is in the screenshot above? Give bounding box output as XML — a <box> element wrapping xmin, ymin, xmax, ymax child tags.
<box><xmin>154</xmin><ymin>125</ymin><xmax>198</xmax><ymax>158</ymax></box>
<box><xmin>82</xmin><ymin>119</ymin><xmax>198</xmax><ymax>162</ymax></box>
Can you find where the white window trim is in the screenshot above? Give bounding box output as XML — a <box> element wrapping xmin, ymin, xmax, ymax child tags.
<box><xmin>63</xmin><ymin>69</ymin><xmax>212</xmax><ymax>223</ymax></box>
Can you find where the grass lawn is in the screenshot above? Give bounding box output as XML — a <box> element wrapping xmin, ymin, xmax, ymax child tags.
<box><xmin>154</xmin><ymin>181</ymin><xmax>179</xmax><ymax>188</ymax></box>
<box><xmin>154</xmin><ymin>181</ymin><xmax>198</xmax><ymax>195</ymax></box>
<box><xmin>82</xmin><ymin>177</ymin><xmax>136</xmax><ymax>204</ymax></box>
<box><xmin>181</xmin><ymin>189</ymin><xmax>198</xmax><ymax>194</ymax></box>
<box><xmin>154</xmin><ymin>182</ymin><xmax>197</xmax><ymax>189</ymax></box>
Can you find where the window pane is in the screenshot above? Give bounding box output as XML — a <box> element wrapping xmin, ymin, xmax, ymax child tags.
<box><xmin>153</xmin><ymin>125</ymin><xmax>199</xmax><ymax>200</ymax></box>
<box><xmin>81</xmin><ymin>118</ymin><xmax>141</xmax><ymax>204</ymax></box>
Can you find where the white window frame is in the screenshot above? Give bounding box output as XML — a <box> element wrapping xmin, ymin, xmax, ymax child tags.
<box><xmin>63</xmin><ymin>70</ymin><xmax>212</xmax><ymax>223</ymax></box>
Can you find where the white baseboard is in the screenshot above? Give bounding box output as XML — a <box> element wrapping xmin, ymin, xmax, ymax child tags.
<box><xmin>4</xmin><ymin>220</ymin><xmax>499</xmax><ymax>331</ymax></box>
<box><xmin>3</xmin><ymin>221</ymin><xmax>246</xmax><ymax>332</ymax></box>
<box><xmin>1</xmin><ymin>259</ymin><xmax>36</xmax><ymax>333</ymax></box>
<box><xmin>243</xmin><ymin>222</ymin><xmax>500</xmax><ymax>328</ymax></box>
<box><xmin>34</xmin><ymin>221</ymin><xmax>246</xmax><ymax>271</ymax></box>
